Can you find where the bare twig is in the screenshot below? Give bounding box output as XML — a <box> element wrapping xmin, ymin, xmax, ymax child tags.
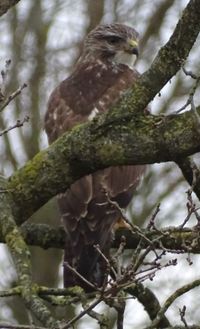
<box><xmin>179</xmin><ymin>305</ymin><xmax>189</xmax><ymax>328</ymax></box>
<box><xmin>112</xmin><ymin>236</ymin><xmax>126</xmax><ymax>280</ymax></box>
<box><xmin>61</xmin><ymin>297</ymin><xmax>102</xmax><ymax>329</ymax></box>
<box><xmin>182</xmin><ymin>67</ymin><xmax>198</xmax><ymax>80</ymax></box>
<box><xmin>147</xmin><ymin>204</ymin><xmax>160</xmax><ymax>230</ymax></box>
<box><xmin>0</xmin><ymin>115</ymin><xmax>29</xmax><ymax>137</ymax></box>
<box><xmin>102</xmin><ymin>188</ymin><xmax>154</xmax><ymax>247</ymax></box>
<box><xmin>93</xmin><ymin>244</ymin><xmax>117</xmax><ymax>286</ymax></box>
<box><xmin>178</xmin><ymin>189</ymin><xmax>200</xmax><ymax>229</ymax></box>
<box><xmin>177</xmin><ymin>69</ymin><xmax>200</xmax><ymax>115</ymax></box>
<box><xmin>63</xmin><ymin>261</ymin><xmax>99</xmax><ymax>291</ymax></box>
<box><xmin>0</xmin><ymin>83</ymin><xmax>27</xmax><ymax>113</ymax></box>
<box><xmin>82</xmin><ymin>299</ymin><xmax>109</xmax><ymax>329</ymax></box>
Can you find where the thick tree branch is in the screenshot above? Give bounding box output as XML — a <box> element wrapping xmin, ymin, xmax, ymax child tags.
<box><xmin>177</xmin><ymin>157</ymin><xmax>200</xmax><ymax>197</ymax></box>
<box><xmin>1</xmin><ymin>223</ymin><xmax>198</xmax><ymax>254</ymax></box>
<box><xmin>0</xmin><ymin>177</ymin><xmax>60</xmax><ymax>328</ymax></box>
<box><xmin>127</xmin><ymin>283</ymin><xmax>171</xmax><ymax>328</ymax></box>
<box><xmin>7</xmin><ymin>106</ymin><xmax>200</xmax><ymax>225</ymax></box>
<box><xmin>0</xmin><ymin>0</ymin><xmax>21</xmax><ymax>17</ymax></box>
<box><xmin>4</xmin><ymin>0</ymin><xmax>200</xmax><ymax>225</ymax></box>
<box><xmin>147</xmin><ymin>279</ymin><xmax>200</xmax><ymax>328</ymax></box>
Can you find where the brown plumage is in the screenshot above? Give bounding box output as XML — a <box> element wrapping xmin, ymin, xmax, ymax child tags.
<box><xmin>44</xmin><ymin>23</ymin><xmax>145</xmax><ymax>291</ymax></box>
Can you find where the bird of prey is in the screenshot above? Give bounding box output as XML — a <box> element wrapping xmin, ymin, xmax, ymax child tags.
<box><xmin>45</xmin><ymin>23</ymin><xmax>145</xmax><ymax>291</ymax></box>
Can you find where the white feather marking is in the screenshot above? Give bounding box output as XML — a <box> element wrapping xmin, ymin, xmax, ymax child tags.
<box><xmin>53</xmin><ymin>112</ymin><xmax>57</xmax><ymax>120</ymax></box>
<box><xmin>119</xmin><ymin>79</ymin><xmax>126</xmax><ymax>85</ymax></box>
<box><xmin>96</xmin><ymin>72</ymin><xmax>102</xmax><ymax>78</ymax></box>
<box><xmin>98</xmin><ymin>100</ymin><xmax>105</xmax><ymax>107</ymax></box>
<box><xmin>96</xmin><ymin>59</ymin><xmax>107</xmax><ymax>69</ymax></box>
<box><xmin>62</xmin><ymin>212</ymin><xmax>70</xmax><ymax>217</ymax></box>
<box><xmin>88</xmin><ymin>108</ymin><xmax>99</xmax><ymax>120</ymax></box>
<box><xmin>85</xmin><ymin>65</ymin><xmax>93</xmax><ymax>71</ymax></box>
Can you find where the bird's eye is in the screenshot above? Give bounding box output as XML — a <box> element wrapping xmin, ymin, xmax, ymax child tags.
<box><xmin>106</xmin><ymin>36</ymin><xmax>122</xmax><ymax>44</ymax></box>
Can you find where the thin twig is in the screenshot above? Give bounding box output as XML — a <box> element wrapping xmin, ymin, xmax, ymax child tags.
<box><xmin>82</xmin><ymin>300</ymin><xmax>109</xmax><ymax>329</ymax></box>
<box><xmin>147</xmin><ymin>204</ymin><xmax>160</xmax><ymax>230</ymax></box>
<box><xmin>179</xmin><ymin>305</ymin><xmax>188</xmax><ymax>328</ymax></box>
<box><xmin>63</xmin><ymin>262</ymin><xmax>99</xmax><ymax>291</ymax></box>
<box><xmin>0</xmin><ymin>83</ymin><xmax>27</xmax><ymax>113</ymax></box>
<box><xmin>94</xmin><ymin>244</ymin><xmax>118</xmax><ymax>280</ymax></box>
<box><xmin>102</xmin><ymin>188</ymin><xmax>154</xmax><ymax>247</ymax></box>
<box><xmin>0</xmin><ymin>115</ymin><xmax>29</xmax><ymax>137</ymax></box>
<box><xmin>112</xmin><ymin>236</ymin><xmax>126</xmax><ymax>280</ymax></box>
<box><xmin>61</xmin><ymin>297</ymin><xmax>102</xmax><ymax>329</ymax></box>
<box><xmin>182</xmin><ymin>67</ymin><xmax>198</xmax><ymax>80</ymax></box>
<box><xmin>176</xmin><ymin>69</ymin><xmax>200</xmax><ymax>116</ymax></box>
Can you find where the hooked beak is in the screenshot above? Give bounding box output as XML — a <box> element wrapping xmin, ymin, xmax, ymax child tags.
<box><xmin>126</xmin><ymin>39</ymin><xmax>139</xmax><ymax>56</ymax></box>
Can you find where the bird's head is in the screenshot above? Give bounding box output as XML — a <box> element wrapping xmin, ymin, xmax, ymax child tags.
<box><xmin>84</xmin><ymin>23</ymin><xmax>139</xmax><ymax>67</ymax></box>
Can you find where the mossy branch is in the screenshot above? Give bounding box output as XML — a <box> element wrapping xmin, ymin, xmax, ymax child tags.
<box><xmin>0</xmin><ymin>222</ymin><xmax>199</xmax><ymax>254</ymax></box>
<box><xmin>0</xmin><ymin>176</ymin><xmax>60</xmax><ymax>328</ymax></box>
<box><xmin>6</xmin><ymin>106</ymin><xmax>200</xmax><ymax>225</ymax></box>
<box><xmin>127</xmin><ymin>283</ymin><xmax>171</xmax><ymax>328</ymax></box>
<box><xmin>146</xmin><ymin>279</ymin><xmax>200</xmax><ymax>328</ymax></box>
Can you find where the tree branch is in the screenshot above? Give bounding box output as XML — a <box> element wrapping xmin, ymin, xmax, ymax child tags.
<box><xmin>146</xmin><ymin>279</ymin><xmax>200</xmax><ymax>328</ymax></box>
<box><xmin>0</xmin><ymin>177</ymin><xmax>60</xmax><ymax>328</ymax></box>
<box><xmin>6</xmin><ymin>105</ymin><xmax>200</xmax><ymax>225</ymax></box>
<box><xmin>126</xmin><ymin>283</ymin><xmax>171</xmax><ymax>328</ymax></box>
<box><xmin>0</xmin><ymin>0</ymin><xmax>21</xmax><ymax>17</ymax></box>
<box><xmin>0</xmin><ymin>223</ymin><xmax>197</xmax><ymax>254</ymax></box>
<box><xmin>177</xmin><ymin>157</ymin><xmax>200</xmax><ymax>198</ymax></box>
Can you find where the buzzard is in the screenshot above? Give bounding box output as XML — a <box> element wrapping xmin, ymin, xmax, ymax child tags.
<box><xmin>45</xmin><ymin>23</ymin><xmax>145</xmax><ymax>290</ymax></box>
